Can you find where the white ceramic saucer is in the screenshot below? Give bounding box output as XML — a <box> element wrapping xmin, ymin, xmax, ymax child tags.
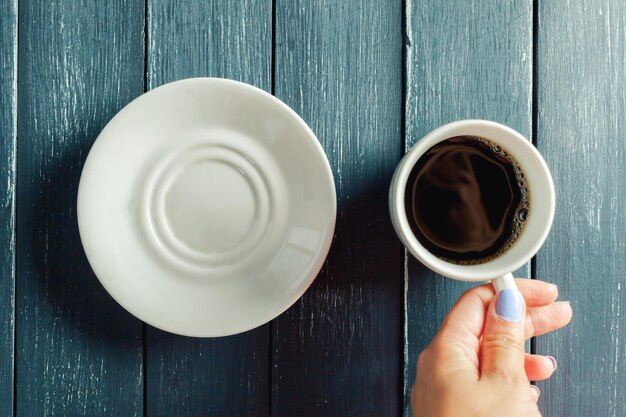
<box><xmin>77</xmin><ymin>78</ymin><xmax>336</xmax><ymax>337</ymax></box>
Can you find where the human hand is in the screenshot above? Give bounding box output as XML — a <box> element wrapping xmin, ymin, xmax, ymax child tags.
<box><xmin>411</xmin><ymin>279</ymin><xmax>573</xmax><ymax>417</ymax></box>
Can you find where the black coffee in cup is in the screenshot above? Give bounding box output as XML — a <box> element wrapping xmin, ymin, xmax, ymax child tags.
<box><xmin>404</xmin><ymin>136</ymin><xmax>529</xmax><ymax>264</ymax></box>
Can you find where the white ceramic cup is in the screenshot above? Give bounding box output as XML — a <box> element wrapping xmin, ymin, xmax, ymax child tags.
<box><xmin>389</xmin><ymin>120</ymin><xmax>555</xmax><ymax>292</ymax></box>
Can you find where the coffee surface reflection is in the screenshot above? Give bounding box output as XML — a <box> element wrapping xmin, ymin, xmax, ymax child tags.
<box><xmin>405</xmin><ymin>136</ymin><xmax>529</xmax><ymax>264</ymax></box>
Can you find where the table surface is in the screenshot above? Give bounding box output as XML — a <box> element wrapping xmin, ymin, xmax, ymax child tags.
<box><xmin>1</xmin><ymin>1</ymin><xmax>625</xmax><ymax>416</ymax></box>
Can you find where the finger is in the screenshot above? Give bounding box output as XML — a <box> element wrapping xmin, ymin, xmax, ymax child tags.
<box><xmin>436</xmin><ymin>284</ymin><xmax>493</xmax><ymax>344</ymax></box>
<box><xmin>481</xmin><ymin>289</ymin><xmax>527</xmax><ymax>380</ymax></box>
<box><xmin>525</xmin><ymin>354</ymin><xmax>557</xmax><ymax>381</ymax></box>
<box><xmin>434</xmin><ymin>279</ymin><xmax>560</xmax><ymax>374</ymax></box>
<box><xmin>437</xmin><ymin>279</ymin><xmax>558</xmax><ymax>344</ymax></box>
<box><xmin>530</xmin><ymin>385</ymin><xmax>541</xmax><ymax>402</ymax></box>
<box><xmin>425</xmin><ymin>284</ymin><xmax>488</xmax><ymax>377</ymax></box>
<box><xmin>524</xmin><ymin>301</ymin><xmax>573</xmax><ymax>339</ymax></box>
<box><xmin>515</xmin><ymin>279</ymin><xmax>559</xmax><ymax>307</ymax></box>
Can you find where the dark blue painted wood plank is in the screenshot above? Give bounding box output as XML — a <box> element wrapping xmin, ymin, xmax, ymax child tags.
<box><xmin>403</xmin><ymin>1</ymin><xmax>532</xmax><ymax>415</ymax></box>
<box><xmin>16</xmin><ymin>1</ymin><xmax>145</xmax><ymax>415</ymax></box>
<box><xmin>272</xmin><ymin>2</ymin><xmax>403</xmax><ymax>416</ymax></box>
<box><xmin>0</xmin><ymin>0</ymin><xmax>17</xmax><ymax>415</ymax></box>
<box><xmin>536</xmin><ymin>1</ymin><xmax>626</xmax><ymax>415</ymax></box>
<box><xmin>145</xmin><ymin>1</ymin><xmax>271</xmax><ymax>416</ymax></box>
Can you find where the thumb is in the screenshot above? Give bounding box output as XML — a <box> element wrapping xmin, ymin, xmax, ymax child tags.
<box><xmin>481</xmin><ymin>288</ymin><xmax>527</xmax><ymax>381</ymax></box>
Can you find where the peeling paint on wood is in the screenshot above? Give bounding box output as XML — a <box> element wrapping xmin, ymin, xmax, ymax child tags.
<box><xmin>0</xmin><ymin>0</ymin><xmax>17</xmax><ymax>415</ymax></box>
<box><xmin>16</xmin><ymin>1</ymin><xmax>145</xmax><ymax>415</ymax></box>
<box><xmin>145</xmin><ymin>1</ymin><xmax>271</xmax><ymax>416</ymax></box>
<box><xmin>272</xmin><ymin>1</ymin><xmax>404</xmax><ymax>416</ymax></box>
<box><xmin>536</xmin><ymin>1</ymin><xmax>626</xmax><ymax>416</ymax></box>
<box><xmin>6</xmin><ymin>1</ymin><xmax>626</xmax><ymax>416</ymax></box>
<box><xmin>403</xmin><ymin>1</ymin><xmax>532</xmax><ymax>415</ymax></box>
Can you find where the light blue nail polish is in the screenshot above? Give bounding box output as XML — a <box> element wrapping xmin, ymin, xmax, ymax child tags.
<box><xmin>496</xmin><ymin>289</ymin><xmax>523</xmax><ymax>322</ymax></box>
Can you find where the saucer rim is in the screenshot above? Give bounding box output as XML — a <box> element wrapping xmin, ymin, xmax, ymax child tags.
<box><xmin>77</xmin><ymin>77</ymin><xmax>337</xmax><ymax>337</ymax></box>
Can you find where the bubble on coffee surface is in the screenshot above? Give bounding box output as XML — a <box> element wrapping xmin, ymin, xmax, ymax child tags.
<box><xmin>405</xmin><ymin>135</ymin><xmax>530</xmax><ymax>265</ymax></box>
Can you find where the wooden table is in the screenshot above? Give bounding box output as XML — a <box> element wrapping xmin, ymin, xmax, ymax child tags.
<box><xmin>1</xmin><ymin>1</ymin><xmax>624</xmax><ymax>416</ymax></box>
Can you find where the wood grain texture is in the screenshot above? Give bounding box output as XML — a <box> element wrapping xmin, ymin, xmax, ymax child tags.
<box><xmin>403</xmin><ymin>0</ymin><xmax>532</xmax><ymax>415</ymax></box>
<box><xmin>535</xmin><ymin>1</ymin><xmax>626</xmax><ymax>416</ymax></box>
<box><xmin>0</xmin><ymin>0</ymin><xmax>17</xmax><ymax>414</ymax></box>
<box><xmin>145</xmin><ymin>1</ymin><xmax>271</xmax><ymax>416</ymax></box>
<box><xmin>272</xmin><ymin>1</ymin><xmax>403</xmax><ymax>416</ymax></box>
<box><xmin>147</xmin><ymin>0</ymin><xmax>271</xmax><ymax>88</ymax></box>
<box><xmin>16</xmin><ymin>1</ymin><xmax>145</xmax><ymax>415</ymax></box>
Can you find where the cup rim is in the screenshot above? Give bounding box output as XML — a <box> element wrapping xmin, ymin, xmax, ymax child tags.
<box><xmin>390</xmin><ymin>119</ymin><xmax>555</xmax><ymax>281</ymax></box>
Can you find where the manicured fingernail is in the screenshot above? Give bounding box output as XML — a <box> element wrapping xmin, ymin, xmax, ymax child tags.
<box><xmin>547</xmin><ymin>356</ymin><xmax>557</xmax><ymax>371</ymax></box>
<box><xmin>496</xmin><ymin>289</ymin><xmax>523</xmax><ymax>322</ymax></box>
<box><xmin>531</xmin><ymin>385</ymin><xmax>541</xmax><ymax>397</ymax></box>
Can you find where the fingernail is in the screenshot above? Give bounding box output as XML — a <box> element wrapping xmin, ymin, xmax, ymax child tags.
<box><xmin>531</xmin><ymin>385</ymin><xmax>541</xmax><ymax>397</ymax></box>
<box><xmin>547</xmin><ymin>356</ymin><xmax>557</xmax><ymax>371</ymax></box>
<box><xmin>496</xmin><ymin>289</ymin><xmax>523</xmax><ymax>322</ymax></box>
